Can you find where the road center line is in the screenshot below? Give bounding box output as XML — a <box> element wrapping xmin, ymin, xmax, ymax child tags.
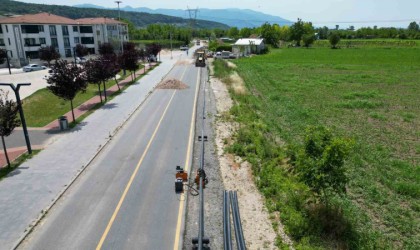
<box><xmin>96</xmin><ymin>65</ymin><xmax>188</xmax><ymax>249</ymax></box>
<box><xmin>173</xmin><ymin>67</ymin><xmax>201</xmax><ymax>250</ymax></box>
<box><xmin>96</xmin><ymin>90</ymin><xmax>177</xmax><ymax>250</ymax></box>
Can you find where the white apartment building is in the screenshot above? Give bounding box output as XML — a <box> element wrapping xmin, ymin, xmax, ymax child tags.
<box><xmin>0</xmin><ymin>13</ymin><xmax>128</xmax><ymax>67</ymax></box>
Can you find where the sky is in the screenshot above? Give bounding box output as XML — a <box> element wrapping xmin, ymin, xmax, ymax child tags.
<box><xmin>17</xmin><ymin>0</ymin><xmax>420</xmax><ymax>28</ymax></box>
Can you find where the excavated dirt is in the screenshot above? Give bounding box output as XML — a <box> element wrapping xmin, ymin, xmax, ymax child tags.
<box><xmin>176</xmin><ymin>59</ymin><xmax>194</xmax><ymax>66</ymax></box>
<box><xmin>156</xmin><ymin>79</ymin><xmax>189</xmax><ymax>89</ymax></box>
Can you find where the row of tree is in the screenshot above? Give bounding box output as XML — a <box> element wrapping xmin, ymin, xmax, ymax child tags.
<box><xmin>128</xmin><ymin>20</ymin><xmax>419</xmax><ymax>49</ymax></box>
<box><xmin>0</xmin><ymin>42</ymin><xmax>161</xmax><ymax>168</ymax></box>
<box><xmin>129</xmin><ymin>23</ymin><xmax>192</xmax><ymax>45</ymax></box>
<box><xmin>46</xmin><ymin>42</ymin><xmax>161</xmax><ymax>123</ymax></box>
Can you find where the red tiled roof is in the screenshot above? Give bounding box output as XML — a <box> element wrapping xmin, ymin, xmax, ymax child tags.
<box><xmin>0</xmin><ymin>12</ymin><xmax>76</xmax><ymax>24</ymax></box>
<box><xmin>75</xmin><ymin>17</ymin><xmax>125</xmax><ymax>25</ymax></box>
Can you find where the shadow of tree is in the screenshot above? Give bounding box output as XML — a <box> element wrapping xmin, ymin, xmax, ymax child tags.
<box><xmin>305</xmin><ymin>202</ymin><xmax>359</xmax><ymax>249</ymax></box>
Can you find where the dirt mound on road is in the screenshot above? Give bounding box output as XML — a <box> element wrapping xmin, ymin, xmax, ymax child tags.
<box><xmin>157</xmin><ymin>79</ymin><xmax>189</xmax><ymax>89</ymax></box>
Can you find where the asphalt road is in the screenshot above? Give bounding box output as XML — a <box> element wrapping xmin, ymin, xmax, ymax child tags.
<box><xmin>19</xmin><ymin>62</ymin><xmax>203</xmax><ymax>250</ymax></box>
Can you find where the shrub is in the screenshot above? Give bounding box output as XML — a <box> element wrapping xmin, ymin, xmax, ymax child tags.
<box><xmin>292</xmin><ymin>126</ymin><xmax>353</xmax><ymax>205</ymax></box>
<box><xmin>329</xmin><ymin>33</ymin><xmax>341</xmax><ymax>49</ymax></box>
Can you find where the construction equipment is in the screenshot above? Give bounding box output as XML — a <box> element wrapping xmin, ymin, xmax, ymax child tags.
<box><xmin>195</xmin><ymin>51</ymin><xmax>206</xmax><ymax>67</ymax></box>
<box><xmin>175</xmin><ymin>166</ymin><xmax>188</xmax><ymax>193</ymax></box>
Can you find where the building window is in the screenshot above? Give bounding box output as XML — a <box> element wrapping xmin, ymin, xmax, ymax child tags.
<box><xmin>79</xmin><ymin>26</ymin><xmax>93</xmax><ymax>33</ymax></box>
<box><xmin>0</xmin><ymin>39</ymin><xmax>5</xmax><ymax>46</ymax></box>
<box><xmin>65</xmin><ymin>49</ymin><xmax>72</xmax><ymax>57</ymax></box>
<box><xmin>38</xmin><ymin>25</ymin><xmax>44</xmax><ymax>32</ymax></box>
<box><xmin>81</xmin><ymin>37</ymin><xmax>94</xmax><ymax>44</ymax></box>
<box><xmin>49</xmin><ymin>25</ymin><xmax>57</xmax><ymax>36</ymax></box>
<box><xmin>51</xmin><ymin>38</ymin><xmax>58</xmax><ymax>48</ymax></box>
<box><xmin>39</xmin><ymin>38</ymin><xmax>46</xmax><ymax>44</ymax></box>
<box><xmin>24</xmin><ymin>38</ymin><xmax>38</xmax><ymax>46</ymax></box>
<box><xmin>74</xmin><ymin>37</ymin><xmax>80</xmax><ymax>44</ymax></box>
<box><xmin>64</xmin><ymin>37</ymin><xmax>70</xmax><ymax>48</ymax></box>
<box><xmin>62</xmin><ymin>25</ymin><xmax>69</xmax><ymax>36</ymax></box>
<box><xmin>6</xmin><ymin>25</ymin><xmax>8</xmax><ymax>33</ymax></box>
<box><xmin>21</xmin><ymin>25</ymin><xmax>40</xmax><ymax>33</ymax></box>
<box><xmin>25</xmin><ymin>51</ymin><xmax>40</xmax><ymax>59</ymax></box>
<box><xmin>0</xmin><ymin>25</ymin><xmax>2</xmax><ymax>33</ymax></box>
<box><xmin>8</xmin><ymin>38</ymin><xmax>11</xmax><ymax>45</ymax></box>
<box><xmin>73</xmin><ymin>26</ymin><xmax>78</xmax><ymax>32</ymax></box>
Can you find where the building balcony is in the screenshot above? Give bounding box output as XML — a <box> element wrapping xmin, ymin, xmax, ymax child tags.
<box><xmin>24</xmin><ymin>43</ymin><xmax>41</xmax><ymax>47</ymax></box>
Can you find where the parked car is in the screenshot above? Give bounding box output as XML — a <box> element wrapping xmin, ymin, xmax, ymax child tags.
<box><xmin>180</xmin><ymin>45</ymin><xmax>189</xmax><ymax>51</ymax></box>
<box><xmin>215</xmin><ymin>51</ymin><xmax>222</xmax><ymax>59</ymax></box>
<box><xmin>229</xmin><ymin>53</ymin><xmax>237</xmax><ymax>59</ymax></box>
<box><xmin>76</xmin><ymin>57</ymin><xmax>87</xmax><ymax>64</ymax></box>
<box><xmin>148</xmin><ymin>55</ymin><xmax>157</xmax><ymax>62</ymax></box>
<box><xmin>23</xmin><ymin>64</ymin><xmax>47</xmax><ymax>72</ymax></box>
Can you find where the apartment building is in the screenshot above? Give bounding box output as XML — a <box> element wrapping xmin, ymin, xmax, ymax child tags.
<box><xmin>0</xmin><ymin>13</ymin><xmax>128</xmax><ymax>67</ymax></box>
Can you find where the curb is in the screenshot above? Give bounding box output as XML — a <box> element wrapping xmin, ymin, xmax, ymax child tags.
<box><xmin>12</xmin><ymin>61</ymin><xmax>178</xmax><ymax>250</ymax></box>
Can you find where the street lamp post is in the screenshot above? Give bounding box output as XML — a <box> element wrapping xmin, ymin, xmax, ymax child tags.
<box><xmin>115</xmin><ymin>1</ymin><xmax>123</xmax><ymax>54</ymax></box>
<box><xmin>0</xmin><ymin>83</ymin><xmax>32</xmax><ymax>154</ymax></box>
<box><xmin>6</xmin><ymin>50</ymin><xmax>12</xmax><ymax>75</ymax></box>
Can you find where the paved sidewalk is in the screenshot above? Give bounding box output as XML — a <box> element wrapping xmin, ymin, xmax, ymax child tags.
<box><xmin>0</xmin><ymin>51</ymin><xmax>187</xmax><ymax>250</ymax></box>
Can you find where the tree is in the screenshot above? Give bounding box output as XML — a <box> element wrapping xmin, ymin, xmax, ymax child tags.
<box><xmin>146</xmin><ymin>43</ymin><xmax>162</xmax><ymax>58</ymax></box>
<box><xmin>120</xmin><ymin>42</ymin><xmax>141</xmax><ymax>80</ymax></box>
<box><xmin>75</xmin><ymin>44</ymin><xmax>88</xmax><ymax>57</ymax></box>
<box><xmin>239</xmin><ymin>27</ymin><xmax>252</xmax><ymax>38</ymax></box>
<box><xmin>47</xmin><ymin>60</ymin><xmax>87</xmax><ymax>122</ymax></box>
<box><xmin>227</xmin><ymin>27</ymin><xmax>239</xmax><ymax>39</ymax></box>
<box><xmin>293</xmin><ymin>126</ymin><xmax>352</xmax><ymax>206</ymax></box>
<box><xmin>84</xmin><ymin>59</ymin><xmax>105</xmax><ymax>103</ymax></box>
<box><xmin>0</xmin><ymin>91</ymin><xmax>21</xmax><ymax>168</ymax></box>
<box><xmin>38</xmin><ymin>46</ymin><xmax>60</xmax><ymax>67</ymax></box>
<box><xmin>329</xmin><ymin>33</ymin><xmax>341</xmax><ymax>49</ymax></box>
<box><xmin>302</xmin><ymin>34</ymin><xmax>315</xmax><ymax>47</ymax></box>
<box><xmin>408</xmin><ymin>21</ymin><xmax>419</xmax><ymax>31</ymax></box>
<box><xmin>290</xmin><ymin>18</ymin><xmax>305</xmax><ymax>46</ymax></box>
<box><xmin>0</xmin><ymin>49</ymin><xmax>6</xmax><ymax>65</ymax></box>
<box><xmin>260</xmin><ymin>22</ymin><xmax>280</xmax><ymax>48</ymax></box>
<box><xmin>98</xmin><ymin>42</ymin><xmax>115</xmax><ymax>56</ymax></box>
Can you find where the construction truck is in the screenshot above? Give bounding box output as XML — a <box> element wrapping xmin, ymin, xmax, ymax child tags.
<box><xmin>195</xmin><ymin>51</ymin><xmax>206</xmax><ymax>67</ymax></box>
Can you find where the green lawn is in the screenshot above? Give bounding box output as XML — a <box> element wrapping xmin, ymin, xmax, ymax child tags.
<box><xmin>22</xmin><ymin>68</ymin><xmax>145</xmax><ymax>127</ymax></box>
<box><xmin>214</xmin><ymin>47</ymin><xmax>420</xmax><ymax>248</ymax></box>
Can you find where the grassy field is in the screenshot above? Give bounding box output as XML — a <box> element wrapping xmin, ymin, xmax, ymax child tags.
<box><xmin>313</xmin><ymin>39</ymin><xmax>420</xmax><ymax>48</ymax></box>
<box><xmin>213</xmin><ymin>47</ymin><xmax>419</xmax><ymax>249</ymax></box>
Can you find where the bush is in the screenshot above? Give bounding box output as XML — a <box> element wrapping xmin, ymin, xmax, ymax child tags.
<box><xmin>329</xmin><ymin>33</ymin><xmax>341</xmax><ymax>49</ymax></box>
<box><xmin>215</xmin><ymin>45</ymin><xmax>232</xmax><ymax>52</ymax></box>
<box><xmin>291</xmin><ymin>126</ymin><xmax>353</xmax><ymax>205</ymax></box>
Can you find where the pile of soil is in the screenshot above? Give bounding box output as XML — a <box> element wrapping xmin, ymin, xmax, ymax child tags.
<box><xmin>156</xmin><ymin>79</ymin><xmax>189</xmax><ymax>89</ymax></box>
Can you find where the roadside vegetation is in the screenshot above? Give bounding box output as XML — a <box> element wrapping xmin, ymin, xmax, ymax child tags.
<box><xmin>213</xmin><ymin>44</ymin><xmax>419</xmax><ymax>248</ymax></box>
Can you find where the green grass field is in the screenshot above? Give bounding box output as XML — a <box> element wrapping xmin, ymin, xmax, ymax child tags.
<box><xmin>214</xmin><ymin>47</ymin><xmax>419</xmax><ymax>249</ymax></box>
<box><xmin>313</xmin><ymin>39</ymin><xmax>420</xmax><ymax>48</ymax></box>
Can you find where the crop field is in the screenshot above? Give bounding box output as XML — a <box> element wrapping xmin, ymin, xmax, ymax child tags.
<box><xmin>214</xmin><ymin>47</ymin><xmax>419</xmax><ymax>248</ymax></box>
<box><xmin>313</xmin><ymin>39</ymin><xmax>420</xmax><ymax>48</ymax></box>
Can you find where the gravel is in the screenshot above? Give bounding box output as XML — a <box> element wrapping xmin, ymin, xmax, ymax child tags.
<box><xmin>183</xmin><ymin>67</ymin><xmax>224</xmax><ymax>250</ymax></box>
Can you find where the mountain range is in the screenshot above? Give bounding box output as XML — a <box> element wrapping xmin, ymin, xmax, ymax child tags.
<box><xmin>0</xmin><ymin>0</ymin><xmax>228</xmax><ymax>29</ymax></box>
<box><xmin>74</xmin><ymin>4</ymin><xmax>292</xmax><ymax>28</ymax></box>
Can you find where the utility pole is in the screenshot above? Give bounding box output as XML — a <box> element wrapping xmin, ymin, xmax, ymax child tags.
<box><xmin>186</xmin><ymin>7</ymin><xmax>199</xmax><ymax>37</ymax></box>
<box><xmin>0</xmin><ymin>83</ymin><xmax>32</xmax><ymax>154</ymax></box>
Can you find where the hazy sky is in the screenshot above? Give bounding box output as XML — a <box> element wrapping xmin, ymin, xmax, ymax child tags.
<box><xmin>18</xmin><ymin>0</ymin><xmax>420</xmax><ymax>28</ymax></box>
